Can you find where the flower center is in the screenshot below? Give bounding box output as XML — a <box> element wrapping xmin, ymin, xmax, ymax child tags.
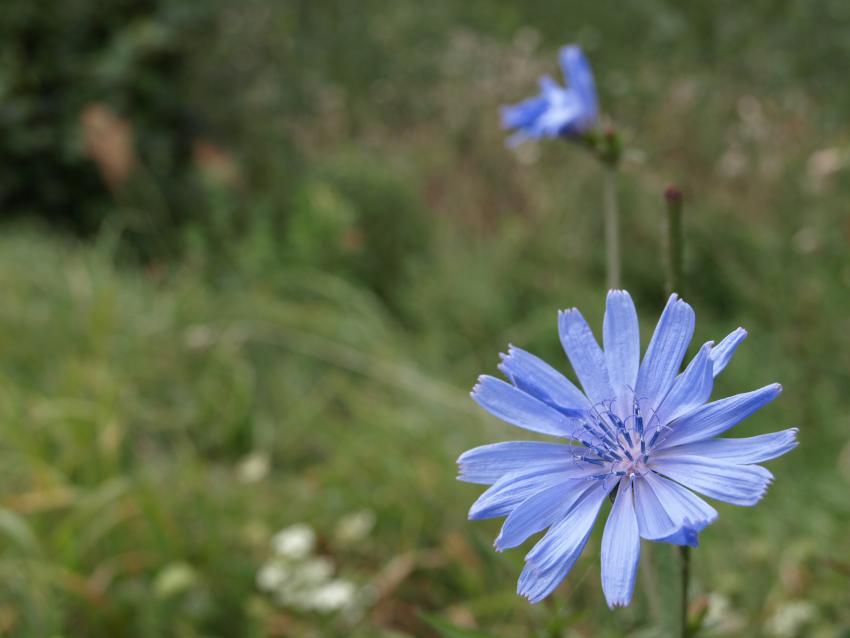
<box><xmin>573</xmin><ymin>398</ymin><xmax>663</xmax><ymax>481</ymax></box>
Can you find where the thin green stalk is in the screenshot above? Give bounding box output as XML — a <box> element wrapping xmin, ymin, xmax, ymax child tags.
<box><xmin>655</xmin><ymin>544</ymin><xmax>683</xmax><ymax>636</ymax></box>
<box><xmin>680</xmin><ymin>546</ymin><xmax>691</xmax><ymax>638</ymax></box>
<box><xmin>603</xmin><ymin>164</ymin><xmax>621</xmax><ymax>289</ymax></box>
<box><xmin>664</xmin><ymin>185</ymin><xmax>683</xmax><ymax>296</ymax></box>
<box><xmin>664</xmin><ymin>184</ymin><xmax>689</xmax><ymax>636</ymax></box>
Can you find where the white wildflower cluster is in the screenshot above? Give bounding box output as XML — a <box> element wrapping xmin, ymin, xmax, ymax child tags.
<box><xmin>333</xmin><ymin>509</ymin><xmax>376</xmax><ymax>546</ymax></box>
<box><xmin>764</xmin><ymin>601</ymin><xmax>817</xmax><ymax>638</ymax></box>
<box><xmin>701</xmin><ymin>593</ymin><xmax>746</xmax><ymax>635</ymax></box>
<box><xmin>237</xmin><ymin>451</ymin><xmax>270</xmax><ymax>483</ymax></box>
<box><xmin>256</xmin><ymin>520</ymin><xmax>372</xmax><ymax>618</ymax></box>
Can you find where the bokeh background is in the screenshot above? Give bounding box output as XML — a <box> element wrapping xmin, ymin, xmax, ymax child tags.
<box><xmin>1</xmin><ymin>1</ymin><xmax>849</xmax><ymax>636</ymax></box>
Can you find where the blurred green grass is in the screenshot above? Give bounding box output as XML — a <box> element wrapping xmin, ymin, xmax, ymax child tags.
<box><xmin>0</xmin><ymin>203</ymin><xmax>847</xmax><ymax>636</ymax></box>
<box><xmin>1</xmin><ymin>1</ymin><xmax>850</xmax><ymax>636</ymax></box>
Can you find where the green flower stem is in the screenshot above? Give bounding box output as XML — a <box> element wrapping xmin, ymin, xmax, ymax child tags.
<box><xmin>664</xmin><ymin>185</ymin><xmax>684</xmax><ymax>296</ymax></box>
<box><xmin>664</xmin><ymin>184</ymin><xmax>689</xmax><ymax>636</ymax></box>
<box><xmin>603</xmin><ymin>164</ymin><xmax>621</xmax><ymax>290</ymax></box>
<box><xmin>680</xmin><ymin>545</ymin><xmax>691</xmax><ymax>638</ymax></box>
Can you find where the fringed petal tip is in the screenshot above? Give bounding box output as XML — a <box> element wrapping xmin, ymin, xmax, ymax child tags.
<box><xmin>746</xmin><ymin>474</ymin><xmax>774</xmax><ymax>506</ymax></box>
<box><xmin>738</xmin><ymin>468</ymin><xmax>774</xmax><ymax>507</ymax></box>
<box><xmin>516</xmin><ymin>562</ymin><xmax>566</xmax><ymax>604</ymax></box>
<box><xmin>669</xmin><ymin>294</ymin><xmax>694</xmax><ymax>314</ymax></box>
<box><xmin>661</xmin><ymin>293</ymin><xmax>697</xmax><ymax>318</ymax></box>
<box><xmin>455</xmin><ymin>460</ymin><xmax>473</xmax><ymax>483</ymax></box>
<box><xmin>559</xmin><ymin>44</ymin><xmax>582</xmax><ymax>59</ymax></box>
<box><xmin>606</xmin><ymin>596</ymin><xmax>632</xmax><ymax>609</ymax></box>
<box><xmin>517</xmin><ymin>569</ymin><xmax>546</xmax><ymax>604</ymax></box>
<box><xmin>470</xmin><ymin>375</ymin><xmax>486</xmax><ymax>395</ymax></box>
<box><xmin>496</xmin><ymin>345</ymin><xmax>517</xmax><ymax>374</ymax></box>
<box><xmin>787</xmin><ymin>426</ymin><xmax>800</xmax><ymax>446</ymax></box>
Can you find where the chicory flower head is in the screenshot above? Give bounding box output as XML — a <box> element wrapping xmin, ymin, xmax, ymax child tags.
<box><xmin>458</xmin><ymin>291</ymin><xmax>796</xmax><ymax>607</ymax></box>
<box><xmin>502</xmin><ymin>45</ymin><xmax>599</xmax><ymax>146</ymax></box>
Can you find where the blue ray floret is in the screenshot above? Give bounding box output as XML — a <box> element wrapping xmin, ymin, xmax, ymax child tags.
<box><xmin>501</xmin><ymin>45</ymin><xmax>599</xmax><ymax>146</ymax></box>
<box><xmin>458</xmin><ymin>291</ymin><xmax>796</xmax><ymax>607</ymax></box>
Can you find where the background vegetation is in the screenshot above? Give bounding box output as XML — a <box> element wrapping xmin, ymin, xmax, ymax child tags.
<box><xmin>1</xmin><ymin>1</ymin><xmax>849</xmax><ymax>636</ymax></box>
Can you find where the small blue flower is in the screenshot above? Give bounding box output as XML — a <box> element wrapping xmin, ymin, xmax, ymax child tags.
<box><xmin>459</xmin><ymin>291</ymin><xmax>796</xmax><ymax>607</ymax></box>
<box><xmin>501</xmin><ymin>45</ymin><xmax>599</xmax><ymax>146</ymax></box>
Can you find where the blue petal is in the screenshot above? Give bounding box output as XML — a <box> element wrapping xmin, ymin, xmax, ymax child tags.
<box><xmin>471</xmin><ymin>375</ymin><xmax>580</xmax><ymax>438</ymax></box>
<box><xmin>538</xmin><ymin>74</ymin><xmax>563</xmax><ymax>96</ymax></box>
<box><xmin>558</xmin><ymin>45</ymin><xmax>598</xmax><ymax>130</ymax></box>
<box><xmin>469</xmin><ymin>466</ymin><xmax>593</xmax><ymax>520</ymax></box>
<box><xmin>537</xmin><ymin>73</ymin><xmax>586</xmax><ymax>137</ymax></box>
<box><xmin>501</xmin><ymin>95</ymin><xmax>548</xmax><ymax>131</ymax></box>
<box><xmin>558</xmin><ymin>308</ymin><xmax>614</xmax><ymax>408</ymax></box>
<box><xmin>603</xmin><ymin>290</ymin><xmax>640</xmax><ymax>419</ymax></box>
<box><xmin>710</xmin><ymin>327</ymin><xmax>747</xmax><ymax>377</ymax></box>
<box><xmin>457</xmin><ymin>441</ymin><xmax>578</xmax><ymax>485</ymax></box>
<box><xmin>633</xmin><ymin>474</ymin><xmax>691</xmax><ymax>545</ymax></box>
<box><xmin>501</xmin><ymin>45</ymin><xmax>597</xmax><ymax>144</ymax></box>
<box><xmin>657</xmin><ymin>384</ymin><xmax>783</xmax><ymax>448</ymax></box>
<box><xmin>654</xmin><ymin>342</ymin><xmax>714</xmax><ymax>427</ymax></box>
<box><xmin>633</xmin><ymin>473</ymin><xmax>716</xmax><ymax>546</ymax></box>
<box><xmin>498</xmin><ymin>346</ymin><xmax>590</xmax><ymax>415</ymax></box>
<box><xmin>655</xmin><ymin>526</ymin><xmax>701</xmax><ymax>547</ymax></box>
<box><xmin>537</xmin><ymin>93</ymin><xmax>584</xmax><ymax>137</ymax></box>
<box><xmin>641</xmin><ymin>472</ymin><xmax>717</xmax><ymax>541</ymax></box>
<box><xmin>635</xmin><ymin>294</ymin><xmax>695</xmax><ymax>412</ymax></box>
<box><xmin>601</xmin><ymin>478</ymin><xmax>640</xmax><ymax>608</ymax></box>
<box><xmin>655</xmin><ymin>428</ymin><xmax>798</xmax><ymax>465</ymax></box>
<box><xmin>651</xmin><ymin>456</ymin><xmax>773</xmax><ymax>506</ymax></box>
<box><xmin>496</xmin><ymin>477</ymin><xmax>595</xmax><ymax>551</ymax></box>
<box><xmin>517</xmin><ymin>483</ymin><xmax>607</xmax><ymax>603</ymax></box>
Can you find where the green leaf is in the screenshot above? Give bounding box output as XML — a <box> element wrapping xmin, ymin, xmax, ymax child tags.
<box><xmin>0</xmin><ymin>508</ymin><xmax>42</xmax><ymax>556</ymax></box>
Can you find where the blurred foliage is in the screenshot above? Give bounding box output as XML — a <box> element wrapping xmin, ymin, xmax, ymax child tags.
<box><xmin>1</xmin><ymin>0</ymin><xmax>850</xmax><ymax>636</ymax></box>
<box><xmin>0</xmin><ymin>0</ymin><xmax>207</xmax><ymax>233</ymax></box>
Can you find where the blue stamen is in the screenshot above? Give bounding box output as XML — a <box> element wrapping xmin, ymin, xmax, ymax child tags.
<box><xmin>634</xmin><ymin>403</ymin><xmax>644</xmax><ymax>437</ymax></box>
<box><xmin>649</xmin><ymin>429</ymin><xmax>662</xmax><ymax>448</ymax></box>
<box><xmin>608</xmin><ymin>412</ymin><xmax>633</xmax><ymax>447</ymax></box>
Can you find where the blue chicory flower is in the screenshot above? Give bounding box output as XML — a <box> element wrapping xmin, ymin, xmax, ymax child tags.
<box><xmin>501</xmin><ymin>45</ymin><xmax>599</xmax><ymax>146</ymax></box>
<box><xmin>458</xmin><ymin>291</ymin><xmax>796</xmax><ymax>607</ymax></box>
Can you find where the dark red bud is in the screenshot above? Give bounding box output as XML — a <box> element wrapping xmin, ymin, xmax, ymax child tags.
<box><xmin>664</xmin><ymin>185</ymin><xmax>683</xmax><ymax>203</ymax></box>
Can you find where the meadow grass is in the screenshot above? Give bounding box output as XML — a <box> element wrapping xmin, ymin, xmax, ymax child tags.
<box><xmin>0</xmin><ymin>200</ymin><xmax>847</xmax><ymax>637</ymax></box>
